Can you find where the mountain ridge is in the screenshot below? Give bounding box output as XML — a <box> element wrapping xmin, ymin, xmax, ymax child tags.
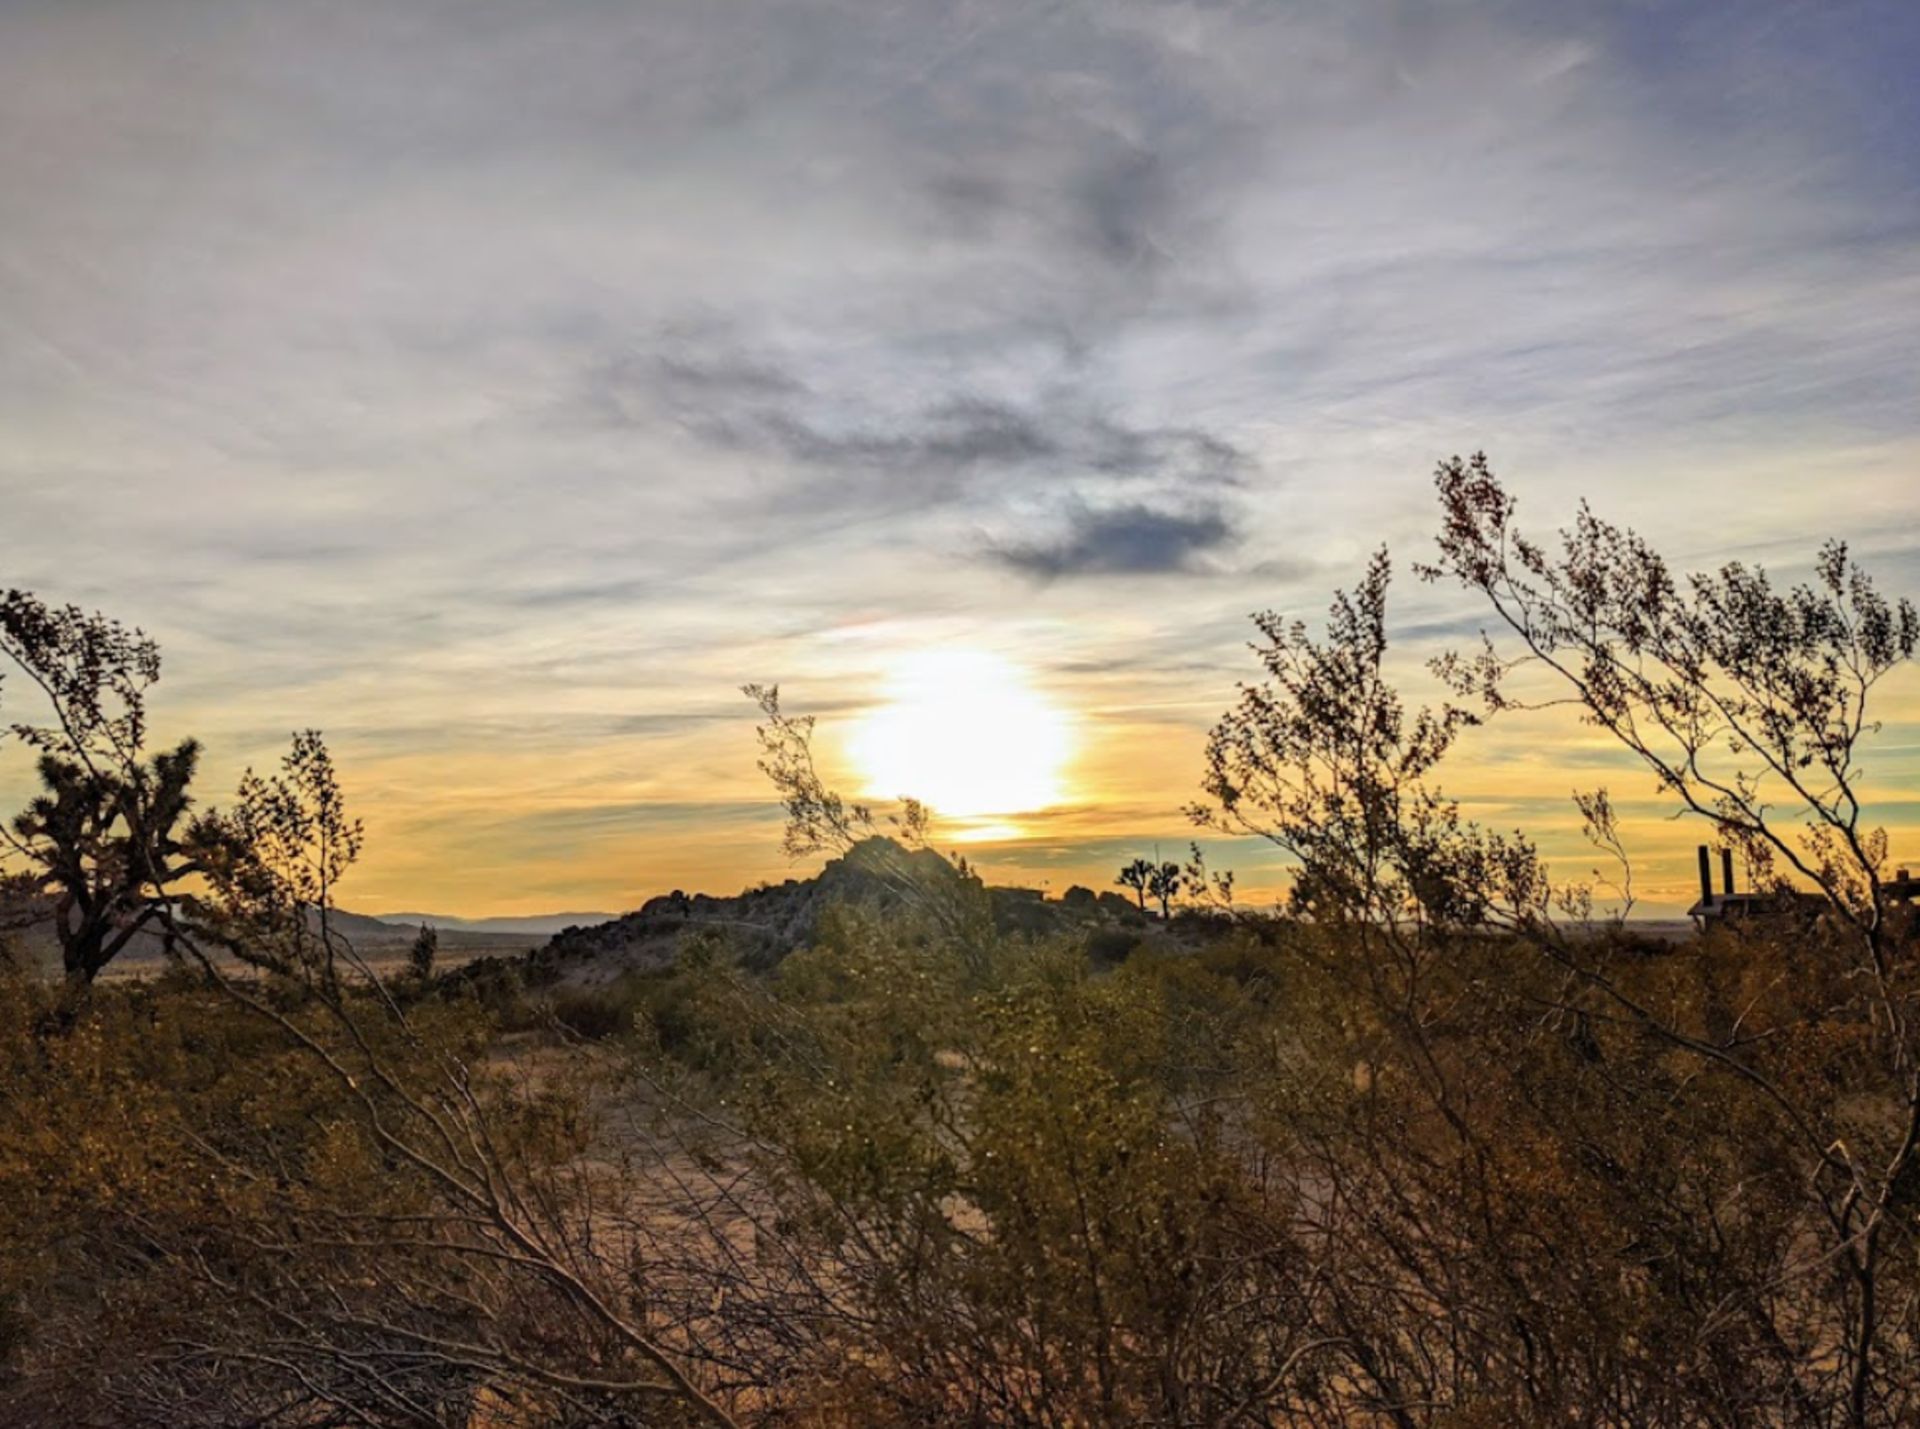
<box><xmin>373</xmin><ymin>911</ymin><xmax>619</xmax><ymax>937</ymax></box>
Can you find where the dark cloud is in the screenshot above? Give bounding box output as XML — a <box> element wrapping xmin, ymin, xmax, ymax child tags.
<box><xmin>1075</xmin><ymin>142</ymin><xmax>1171</xmax><ymax>271</ymax></box>
<box><xmin>1079</xmin><ymin>416</ymin><xmax>1245</xmax><ymax>481</ymax></box>
<box><xmin>721</xmin><ymin>395</ymin><xmax>1061</xmax><ymax>472</ymax></box>
<box><xmin>617</xmin><ymin>348</ymin><xmax>1248</xmax><ymax>502</ymax></box>
<box><xmin>653</xmin><ymin>355</ymin><xmax>802</xmax><ymax>401</ymax></box>
<box><xmin>914</xmin><ymin>122</ymin><xmax>1186</xmax><ymax>278</ymax></box>
<box><xmin>994</xmin><ymin>502</ymin><xmax>1237</xmax><ymax>579</ymax></box>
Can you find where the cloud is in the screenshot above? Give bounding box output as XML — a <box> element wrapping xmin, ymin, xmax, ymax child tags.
<box><xmin>660</xmin><ymin>383</ymin><xmax>1062</xmax><ymax>473</ymax></box>
<box><xmin>993</xmin><ymin>502</ymin><xmax>1237</xmax><ymax>579</ymax></box>
<box><xmin>588</xmin><ymin>343</ymin><xmax>1252</xmax><ymax>522</ymax></box>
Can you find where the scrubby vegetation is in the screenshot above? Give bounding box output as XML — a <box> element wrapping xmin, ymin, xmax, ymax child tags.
<box><xmin>4</xmin><ymin>456</ymin><xmax>1918</xmax><ymax>1425</ymax></box>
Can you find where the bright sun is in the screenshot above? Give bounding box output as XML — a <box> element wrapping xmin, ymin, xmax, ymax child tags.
<box><xmin>847</xmin><ymin>650</ymin><xmax>1072</xmax><ymax>828</ymax></box>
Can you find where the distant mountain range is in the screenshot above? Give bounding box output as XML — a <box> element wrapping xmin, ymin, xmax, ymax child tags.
<box><xmin>373</xmin><ymin>911</ymin><xmax>619</xmax><ymax>938</ymax></box>
<box><xmin>2</xmin><ymin>899</ymin><xmax>553</xmax><ymax>976</ymax></box>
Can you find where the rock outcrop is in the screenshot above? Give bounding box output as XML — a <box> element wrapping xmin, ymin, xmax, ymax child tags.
<box><xmin>535</xmin><ymin>837</ymin><xmax>1144</xmax><ymax>983</ymax></box>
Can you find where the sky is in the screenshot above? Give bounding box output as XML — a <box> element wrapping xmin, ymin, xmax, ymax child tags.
<box><xmin>2</xmin><ymin>0</ymin><xmax>1917</xmax><ymax>917</ymax></box>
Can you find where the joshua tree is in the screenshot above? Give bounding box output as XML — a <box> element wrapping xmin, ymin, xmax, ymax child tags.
<box><xmin>1146</xmin><ymin>860</ymin><xmax>1184</xmax><ymax>919</ymax></box>
<box><xmin>1116</xmin><ymin>857</ymin><xmax>1154</xmax><ymax>912</ymax></box>
<box><xmin>0</xmin><ymin>587</ymin><xmax>205</xmax><ymax>987</ymax></box>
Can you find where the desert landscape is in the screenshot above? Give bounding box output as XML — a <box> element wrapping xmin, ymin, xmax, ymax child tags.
<box><xmin>5</xmin><ymin>3</ymin><xmax>1919</xmax><ymax>1425</ymax></box>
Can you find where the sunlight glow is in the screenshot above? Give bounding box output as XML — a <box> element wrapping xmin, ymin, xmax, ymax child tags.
<box><xmin>847</xmin><ymin>650</ymin><xmax>1072</xmax><ymax>824</ymax></box>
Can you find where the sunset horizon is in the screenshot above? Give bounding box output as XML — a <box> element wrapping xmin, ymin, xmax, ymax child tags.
<box><xmin>7</xmin><ymin>6</ymin><xmax>1918</xmax><ymax>924</ymax></box>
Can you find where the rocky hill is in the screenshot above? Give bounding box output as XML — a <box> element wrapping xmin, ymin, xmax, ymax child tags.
<box><xmin>534</xmin><ymin>837</ymin><xmax>1146</xmax><ymax>984</ymax></box>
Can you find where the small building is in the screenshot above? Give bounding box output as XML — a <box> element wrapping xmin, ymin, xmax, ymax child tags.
<box><xmin>1687</xmin><ymin>844</ymin><xmax>1918</xmax><ymax>928</ymax></box>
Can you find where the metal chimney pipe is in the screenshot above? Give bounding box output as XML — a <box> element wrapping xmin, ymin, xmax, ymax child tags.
<box><xmin>1698</xmin><ymin>845</ymin><xmax>1714</xmax><ymax>907</ymax></box>
<box><xmin>1721</xmin><ymin>847</ymin><xmax>1735</xmax><ymax>898</ymax></box>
